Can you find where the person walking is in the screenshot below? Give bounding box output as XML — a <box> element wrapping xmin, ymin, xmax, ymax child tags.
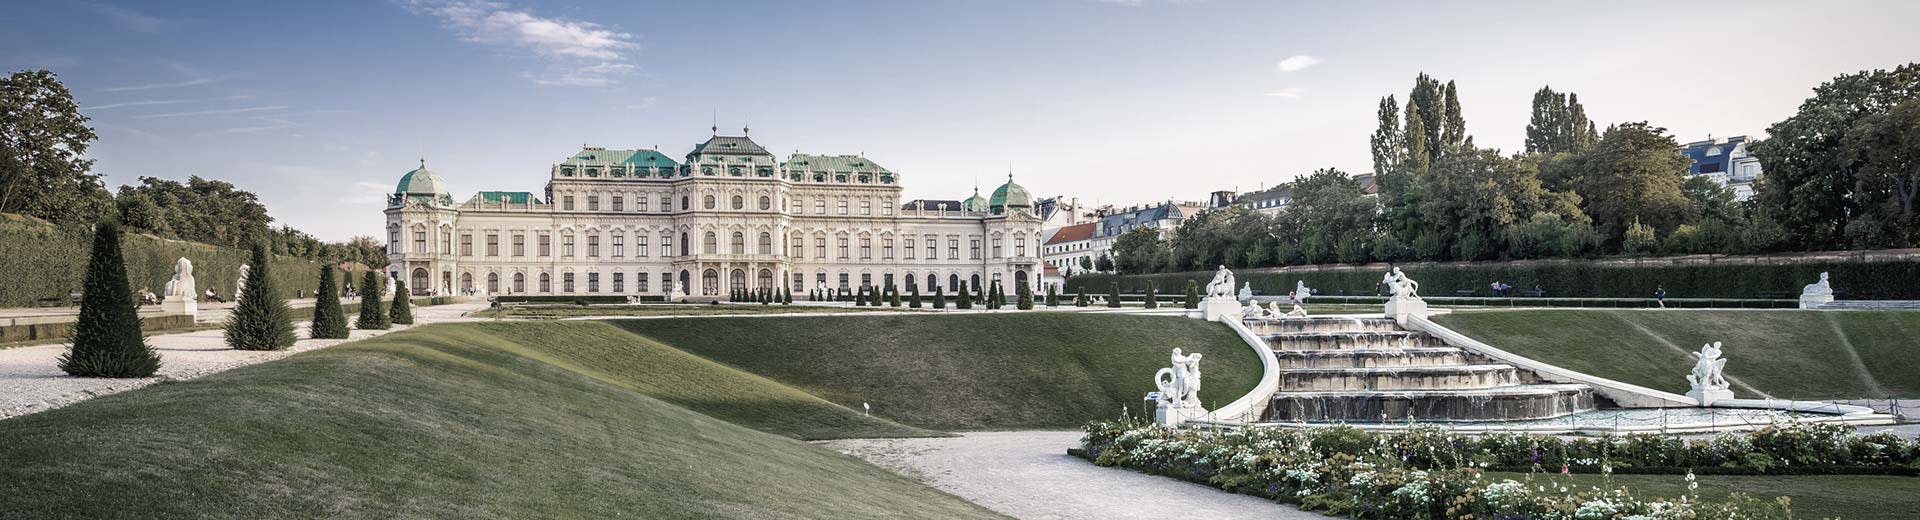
<box><xmin>1654</xmin><ymin>285</ymin><xmax>1667</xmax><ymax>308</ymax></box>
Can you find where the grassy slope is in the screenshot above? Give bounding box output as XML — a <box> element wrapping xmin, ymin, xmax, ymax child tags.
<box><xmin>1433</xmin><ymin>309</ymin><xmax>1920</xmax><ymax>397</ymax></box>
<box><xmin>616</xmin><ymin>313</ymin><xmax>1264</xmax><ymax>430</ymax></box>
<box><xmin>1485</xmin><ymin>472</ymin><xmax>1920</xmax><ymax>520</ymax></box>
<box><xmin>0</xmin><ymin>324</ymin><xmax>999</xmax><ymax>520</ymax></box>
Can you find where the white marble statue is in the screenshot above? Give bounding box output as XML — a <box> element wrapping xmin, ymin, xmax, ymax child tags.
<box><xmin>1382</xmin><ymin>267</ymin><xmax>1428</xmax><ymax>320</ymax></box>
<box><xmin>1240</xmin><ymin>303</ymin><xmax>1265</xmax><ymax>319</ymax></box>
<box><xmin>1154</xmin><ymin>348</ymin><xmax>1203</xmax><ymax>408</ymax></box>
<box><xmin>234</xmin><ymin>264</ymin><xmax>250</xmax><ymax>302</ymax></box>
<box><xmin>1286</xmin><ymin>303</ymin><xmax>1308</xmax><ymax>318</ymax></box>
<box><xmin>1799</xmin><ymin>272</ymin><xmax>1835</xmax><ymax>309</ymax></box>
<box><xmin>1386</xmin><ymin>267</ymin><xmax>1421</xmax><ymax>300</ymax></box>
<box><xmin>1204</xmin><ymin>265</ymin><xmax>1235</xmax><ymax>298</ymax></box>
<box><xmin>1686</xmin><ymin>341</ymin><xmax>1734</xmax><ymax>405</ymax></box>
<box><xmin>1293</xmin><ymin>280</ymin><xmax>1313</xmax><ymax>304</ymax></box>
<box><xmin>1268</xmin><ymin>301</ymin><xmax>1285</xmax><ymax>317</ymax></box>
<box><xmin>384</xmin><ymin>273</ymin><xmax>397</xmax><ymax>297</ymax></box>
<box><xmin>1236</xmin><ymin>282</ymin><xmax>1253</xmax><ymax>303</ymax></box>
<box><xmin>163</xmin><ymin>257</ymin><xmax>195</xmax><ymax>299</ymax></box>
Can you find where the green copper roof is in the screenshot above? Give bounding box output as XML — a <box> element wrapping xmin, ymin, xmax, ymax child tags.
<box><xmin>962</xmin><ymin>190</ymin><xmax>985</xmax><ymax>212</ymax></box>
<box><xmin>560</xmin><ymin>147</ymin><xmax>679</xmax><ymax>168</ymax></box>
<box><xmin>784</xmin><ymin>153</ymin><xmax>892</xmax><ymax>174</ymax></box>
<box><xmin>988</xmin><ymin>175</ymin><xmax>1032</xmax><ymax>209</ymax></box>
<box><xmin>474</xmin><ymin>191</ymin><xmax>538</xmax><ymax>204</ymax></box>
<box><xmin>395</xmin><ymin>159</ymin><xmax>448</xmax><ymax>195</ymax></box>
<box><xmin>689</xmin><ymin>135</ymin><xmax>771</xmax><ymax>156</ymax></box>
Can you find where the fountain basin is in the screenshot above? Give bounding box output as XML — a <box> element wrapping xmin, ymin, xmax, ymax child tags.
<box><xmin>1263</xmin><ymin>331</ymin><xmax>1445</xmax><ymax>350</ymax></box>
<box><xmin>1246</xmin><ymin>317</ymin><xmax>1401</xmax><ymax>334</ymax></box>
<box><xmin>1264</xmin><ymin>384</ymin><xmax>1594</xmax><ymax>422</ymax></box>
<box><xmin>1271</xmin><ymin>347</ymin><xmax>1472</xmax><ymax>368</ymax></box>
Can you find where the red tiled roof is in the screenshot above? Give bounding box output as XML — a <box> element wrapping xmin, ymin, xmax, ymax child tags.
<box><xmin>1045</xmin><ymin>222</ymin><xmax>1096</xmax><ymax>245</ymax></box>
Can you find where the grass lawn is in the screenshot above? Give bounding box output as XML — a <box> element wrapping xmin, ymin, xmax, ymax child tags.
<box><xmin>1484</xmin><ymin>471</ymin><xmax>1920</xmax><ymax>520</ymax></box>
<box><xmin>616</xmin><ymin>313</ymin><xmax>1264</xmax><ymax>430</ymax></box>
<box><xmin>0</xmin><ymin>324</ymin><xmax>1003</xmax><ymax>520</ymax></box>
<box><xmin>1432</xmin><ymin>309</ymin><xmax>1920</xmax><ymax>398</ymax></box>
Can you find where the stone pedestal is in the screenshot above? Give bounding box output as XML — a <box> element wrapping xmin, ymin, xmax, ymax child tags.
<box><xmin>1200</xmin><ymin>297</ymin><xmax>1240</xmax><ymax>321</ymax></box>
<box><xmin>1384</xmin><ymin>296</ymin><xmax>1427</xmax><ymax>324</ymax></box>
<box><xmin>1688</xmin><ymin>388</ymin><xmax>1734</xmax><ymax>406</ymax></box>
<box><xmin>1155</xmin><ymin>402</ymin><xmax>1207</xmax><ymax>427</ymax></box>
<box><xmin>160</xmin><ymin>297</ymin><xmax>197</xmax><ymax>318</ymax></box>
<box><xmin>1799</xmin><ymin>294</ymin><xmax>1833</xmax><ymax>309</ymax></box>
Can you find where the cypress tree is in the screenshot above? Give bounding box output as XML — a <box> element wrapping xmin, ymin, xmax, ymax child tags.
<box><xmin>1045</xmin><ymin>285</ymin><xmax>1057</xmax><ymax>307</ymax></box>
<box><xmin>1076</xmin><ymin>287</ymin><xmax>1088</xmax><ymax>307</ymax></box>
<box><xmin>355</xmin><ymin>271</ymin><xmax>390</xmax><ymax>330</ymax></box>
<box><xmin>782</xmin><ymin>287</ymin><xmax>792</xmax><ymax>305</ymax></box>
<box><xmin>1185</xmin><ymin>279</ymin><xmax>1200</xmax><ymax>309</ymax></box>
<box><xmin>1107</xmin><ymin>282</ymin><xmax>1122</xmax><ymax>308</ymax></box>
<box><xmin>59</xmin><ymin>218</ymin><xmax>161</xmax><ymax>377</ymax></box>
<box><xmin>909</xmin><ymin>285</ymin><xmax>922</xmax><ymax>308</ymax></box>
<box><xmin>1144</xmin><ymin>283</ymin><xmax>1159</xmax><ymax>309</ymax></box>
<box><xmin>933</xmin><ymin>285</ymin><xmax>946</xmax><ymax>309</ymax></box>
<box><xmin>887</xmin><ymin>286</ymin><xmax>900</xmax><ymax>307</ymax></box>
<box><xmin>956</xmin><ymin>282</ymin><xmax>973</xmax><ymax>309</ymax></box>
<box><xmin>310</xmin><ymin>264</ymin><xmax>349</xmax><ymax>339</ymax></box>
<box><xmin>1017</xmin><ymin>282</ymin><xmax>1034</xmax><ymax>310</ymax></box>
<box><xmin>994</xmin><ymin>282</ymin><xmax>1007</xmax><ymax>308</ymax></box>
<box><xmin>389</xmin><ymin>278</ymin><xmax>414</xmax><ymax>324</ymax></box>
<box><xmin>225</xmin><ymin>243</ymin><xmax>296</xmax><ymax>350</ymax></box>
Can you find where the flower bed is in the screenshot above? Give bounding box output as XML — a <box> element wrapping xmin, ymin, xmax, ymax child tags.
<box><xmin>1078</xmin><ymin>420</ymin><xmax>1920</xmax><ymax>519</ymax></box>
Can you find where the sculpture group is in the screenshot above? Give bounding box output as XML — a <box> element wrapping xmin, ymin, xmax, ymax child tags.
<box><xmin>1686</xmin><ymin>341</ymin><xmax>1735</xmax><ymax>405</ymax></box>
<box><xmin>1152</xmin><ymin>348</ymin><xmax>1206</xmax><ymax>426</ymax></box>
<box><xmin>1383</xmin><ymin>267</ymin><xmax>1420</xmax><ymax>300</ymax></box>
<box><xmin>1204</xmin><ymin>265</ymin><xmax>1236</xmax><ymax>298</ymax></box>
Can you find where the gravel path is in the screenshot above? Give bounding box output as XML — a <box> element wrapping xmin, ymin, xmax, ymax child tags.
<box><xmin>0</xmin><ymin>301</ymin><xmax>489</xmax><ymax>420</ymax></box>
<box><xmin>821</xmin><ymin>431</ymin><xmax>1326</xmax><ymax>520</ymax></box>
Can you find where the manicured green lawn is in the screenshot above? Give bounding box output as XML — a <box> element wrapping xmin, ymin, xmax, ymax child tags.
<box><xmin>471</xmin><ymin>303</ymin><xmax>904</xmax><ymax>319</ymax></box>
<box><xmin>1433</xmin><ymin>309</ymin><xmax>1920</xmax><ymax>397</ymax></box>
<box><xmin>616</xmin><ymin>313</ymin><xmax>1264</xmax><ymax>430</ymax></box>
<box><xmin>1485</xmin><ymin>471</ymin><xmax>1920</xmax><ymax>520</ymax></box>
<box><xmin>0</xmin><ymin>324</ymin><xmax>1002</xmax><ymax>519</ymax></box>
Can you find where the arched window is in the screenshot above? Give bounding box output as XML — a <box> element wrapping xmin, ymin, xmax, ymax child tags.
<box><xmin>704</xmin><ymin>231</ymin><xmax>718</xmax><ymax>254</ymax></box>
<box><xmin>411</xmin><ymin>268</ymin><xmax>429</xmax><ymax>293</ymax></box>
<box><xmin>486</xmin><ymin>272</ymin><xmax>499</xmax><ymax>293</ymax></box>
<box><xmin>731</xmin><ymin>231</ymin><xmax>745</xmax><ymax>254</ymax></box>
<box><xmin>460</xmin><ymin>272</ymin><xmax>473</xmax><ymax>292</ymax></box>
<box><xmin>512</xmin><ymin>272</ymin><xmax>525</xmax><ymax>293</ymax></box>
<box><xmin>704</xmin><ymin>194</ymin><xmax>716</xmax><ymax>210</ymax></box>
<box><xmin>758</xmin><ymin>232</ymin><xmax>772</xmax><ymax>254</ymax></box>
<box><xmin>971</xmin><ymin>274</ymin><xmax>981</xmax><ymax>290</ymax></box>
<box><xmin>681</xmin><ymin>195</ymin><xmax>689</xmax><ymax>210</ymax></box>
<box><xmin>759</xmin><ymin>195</ymin><xmax>771</xmax><ymax>210</ymax></box>
<box><xmin>731</xmin><ymin>195</ymin><xmax>744</xmax><ymax>210</ymax></box>
<box><xmin>757</xmin><ymin>269</ymin><xmax>773</xmax><ymax>290</ymax></box>
<box><xmin>702</xmin><ymin>269</ymin><xmax>719</xmax><ymax>296</ymax></box>
<box><xmin>926</xmin><ymin>273</ymin><xmax>936</xmax><ymax>291</ymax></box>
<box><xmin>680</xmin><ymin>232</ymin><xmax>689</xmax><ymax>256</ymax></box>
<box><xmin>730</xmin><ymin>269</ymin><xmax>747</xmax><ymax>292</ymax></box>
<box><xmin>539</xmin><ymin>272</ymin><xmax>551</xmax><ymax>293</ymax></box>
<box><xmin>949</xmin><ymin>274</ymin><xmax>960</xmax><ymax>290</ymax></box>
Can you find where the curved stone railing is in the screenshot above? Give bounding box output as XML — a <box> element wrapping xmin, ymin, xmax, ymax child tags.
<box><xmin>1404</xmin><ymin>315</ymin><xmax>1697</xmax><ymax>408</ymax></box>
<box><xmin>1202</xmin><ymin>314</ymin><xmax>1283</xmax><ymax>423</ymax></box>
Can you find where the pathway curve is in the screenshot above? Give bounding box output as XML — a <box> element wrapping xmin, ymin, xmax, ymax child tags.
<box><xmin>821</xmin><ymin>431</ymin><xmax>1326</xmax><ymax>520</ymax></box>
<box><xmin>0</xmin><ymin>301</ymin><xmax>489</xmax><ymax>421</ymax></box>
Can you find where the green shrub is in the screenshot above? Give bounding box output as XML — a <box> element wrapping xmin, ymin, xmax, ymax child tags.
<box><xmin>388</xmin><ymin>278</ymin><xmax>414</xmax><ymax>324</ymax></box>
<box><xmin>956</xmin><ymin>283</ymin><xmax>972</xmax><ymax>310</ymax></box>
<box><xmin>224</xmin><ymin>244</ymin><xmax>297</xmax><ymax>351</ymax></box>
<box><xmin>909</xmin><ymin>285</ymin><xmax>922</xmax><ymax>308</ymax></box>
<box><xmin>932</xmin><ymin>285</ymin><xmax>946</xmax><ymax>309</ymax></box>
<box><xmin>1142</xmin><ymin>284</ymin><xmax>1158</xmax><ymax>309</ymax></box>
<box><xmin>58</xmin><ymin>218</ymin><xmax>160</xmax><ymax>377</ymax></box>
<box><xmin>355</xmin><ymin>271</ymin><xmax>389</xmax><ymax>330</ymax></box>
<box><xmin>0</xmin><ymin>216</ymin><xmax>333</xmax><ymax>308</ymax></box>
<box><xmin>1184</xmin><ymin>279</ymin><xmax>1199</xmax><ymax>309</ymax></box>
<box><xmin>1107</xmin><ymin>283</ymin><xmax>1121</xmax><ymax>308</ymax></box>
<box><xmin>309</xmin><ymin>264</ymin><xmax>348</xmax><ymax>339</ymax></box>
<box><xmin>1016</xmin><ymin>282</ymin><xmax>1033</xmax><ymax>310</ymax></box>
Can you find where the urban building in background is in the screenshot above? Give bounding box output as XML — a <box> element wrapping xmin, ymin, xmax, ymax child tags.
<box><xmin>1679</xmin><ymin>135</ymin><xmax>1763</xmax><ymax>201</ymax></box>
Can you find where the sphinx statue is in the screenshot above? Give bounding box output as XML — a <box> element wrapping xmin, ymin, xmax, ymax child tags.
<box><xmin>160</xmin><ymin>257</ymin><xmax>198</xmax><ymax>315</ymax></box>
<box><xmin>1802</xmin><ymin>272</ymin><xmax>1833</xmax><ymax>297</ymax></box>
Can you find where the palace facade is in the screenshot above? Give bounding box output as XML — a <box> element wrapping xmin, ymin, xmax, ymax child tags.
<box><xmin>384</xmin><ymin>133</ymin><xmax>1042</xmax><ymax>299</ymax></box>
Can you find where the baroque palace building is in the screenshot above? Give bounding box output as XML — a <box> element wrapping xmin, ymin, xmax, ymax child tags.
<box><xmin>385</xmin><ymin>132</ymin><xmax>1042</xmax><ymax>300</ymax></box>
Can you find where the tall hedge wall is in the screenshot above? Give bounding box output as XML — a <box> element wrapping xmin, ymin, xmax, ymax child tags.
<box><xmin>1064</xmin><ymin>257</ymin><xmax>1920</xmax><ymax>300</ymax></box>
<box><xmin>0</xmin><ymin>216</ymin><xmax>363</xmax><ymax>308</ymax></box>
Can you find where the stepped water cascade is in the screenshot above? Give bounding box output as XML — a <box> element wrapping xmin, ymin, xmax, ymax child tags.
<box><xmin>1252</xmin><ymin>317</ymin><xmax>1595</xmax><ymax>422</ymax></box>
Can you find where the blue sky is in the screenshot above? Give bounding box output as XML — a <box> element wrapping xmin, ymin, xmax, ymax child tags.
<box><xmin>5</xmin><ymin>0</ymin><xmax>1917</xmax><ymax>240</ymax></box>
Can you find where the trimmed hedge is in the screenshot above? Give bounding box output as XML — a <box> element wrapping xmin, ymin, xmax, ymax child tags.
<box><xmin>0</xmin><ymin>216</ymin><xmax>358</xmax><ymax>308</ymax></box>
<box><xmin>492</xmin><ymin>295</ymin><xmax>659</xmax><ymax>305</ymax></box>
<box><xmin>1066</xmin><ymin>256</ymin><xmax>1920</xmax><ymax>300</ymax></box>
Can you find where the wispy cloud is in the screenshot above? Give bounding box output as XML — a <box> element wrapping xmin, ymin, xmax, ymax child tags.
<box><xmin>89</xmin><ymin>94</ymin><xmax>256</xmax><ymax>111</ymax></box>
<box><xmin>1276</xmin><ymin>55</ymin><xmax>1321</xmax><ymax>73</ymax></box>
<box><xmin>195</xmin><ymin>117</ymin><xmax>298</xmax><ymax>136</ymax></box>
<box><xmin>1264</xmin><ymin>88</ymin><xmax>1308</xmax><ymax>99</ymax></box>
<box><xmin>403</xmin><ymin>0</ymin><xmax>639</xmax><ymax>88</ymax></box>
<box><xmin>97</xmin><ymin>74</ymin><xmax>235</xmax><ymax>93</ymax></box>
<box><xmin>342</xmin><ymin>181</ymin><xmax>397</xmax><ymax>205</ymax></box>
<box><xmin>134</xmin><ymin>106</ymin><xmax>287</xmax><ymax>119</ymax></box>
<box><xmin>88</xmin><ymin>3</ymin><xmax>186</xmax><ymax>34</ymax></box>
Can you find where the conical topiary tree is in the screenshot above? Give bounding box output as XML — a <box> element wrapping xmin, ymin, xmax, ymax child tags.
<box><xmin>909</xmin><ymin>285</ymin><xmax>922</xmax><ymax>308</ymax></box>
<box><xmin>1108</xmin><ymin>282</ymin><xmax>1122</xmax><ymax>308</ymax></box>
<box><xmin>310</xmin><ymin>264</ymin><xmax>349</xmax><ymax>339</ymax></box>
<box><xmin>1144</xmin><ymin>284</ymin><xmax>1159</xmax><ymax>309</ymax></box>
<box><xmin>1185</xmin><ymin>279</ymin><xmax>1200</xmax><ymax>309</ymax></box>
<box><xmin>225</xmin><ymin>243</ymin><xmax>297</xmax><ymax>351</ymax></box>
<box><xmin>1045</xmin><ymin>285</ymin><xmax>1057</xmax><ymax>307</ymax></box>
<box><xmin>356</xmin><ymin>271</ymin><xmax>389</xmax><ymax>330</ymax></box>
<box><xmin>956</xmin><ymin>282</ymin><xmax>973</xmax><ymax>309</ymax></box>
<box><xmin>389</xmin><ymin>277</ymin><xmax>414</xmax><ymax>324</ymax></box>
<box><xmin>1076</xmin><ymin>287</ymin><xmax>1088</xmax><ymax>307</ymax></box>
<box><xmin>782</xmin><ymin>287</ymin><xmax>792</xmax><ymax>305</ymax></box>
<box><xmin>888</xmin><ymin>286</ymin><xmax>901</xmax><ymax>307</ymax></box>
<box><xmin>1017</xmin><ymin>282</ymin><xmax>1034</xmax><ymax>310</ymax></box>
<box><xmin>59</xmin><ymin>218</ymin><xmax>161</xmax><ymax>377</ymax></box>
<box><xmin>933</xmin><ymin>285</ymin><xmax>946</xmax><ymax>309</ymax></box>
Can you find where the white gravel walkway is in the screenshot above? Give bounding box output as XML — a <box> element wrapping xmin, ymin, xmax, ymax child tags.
<box><xmin>0</xmin><ymin>301</ymin><xmax>489</xmax><ymax>420</ymax></box>
<box><xmin>821</xmin><ymin>431</ymin><xmax>1326</xmax><ymax>520</ymax></box>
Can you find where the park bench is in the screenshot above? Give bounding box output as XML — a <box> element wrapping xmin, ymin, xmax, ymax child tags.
<box><xmin>34</xmin><ymin>292</ymin><xmax>80</xmax><ymax>308</ymax></box>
